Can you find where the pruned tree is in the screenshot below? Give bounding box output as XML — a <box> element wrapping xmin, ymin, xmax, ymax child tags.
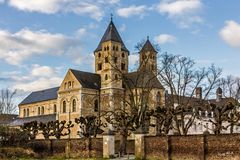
<box><xmin>158</xmin><ymin>53</ymin><xmax>222</xmax><ymax>135</ymax></box>
<box><xmin>38</xmin><ymin>121</ymin><xmax>54</xmax><ymax>139</ymax></box>
<box><xmin>75</xmin><ymin>115</ymin><xmax>105</xmax><ymax>157</ymax></box>
<box><xmin>51</xmin><ymin>120</ymin><xmax>74</xmax><ymax>139</ymax></box>
<box><xmin>21</xmin><ymin>121</ymin><xmax>39</xmax><ymax>140</ymax></box>
<box><xmin>0</xmin><ymin>88</ymin><xmax>17</xmax><ymax>114</ymax></box>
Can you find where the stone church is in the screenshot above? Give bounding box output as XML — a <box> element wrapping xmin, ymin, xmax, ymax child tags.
<box><xmin>14</xmin><ymin>19</ymin><xmax>165</xmax><ymax>138</ymax></box>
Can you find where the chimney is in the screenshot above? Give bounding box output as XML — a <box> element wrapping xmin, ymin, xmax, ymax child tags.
<box><xmin>216</xmin><ymin>87</ymin><xmax>222</xmax><ymax>102</ymax></box>
<box><xmin>195</xmin><ymin>87</ymin><xmax>202</xmax><ymax>99</ymax></box>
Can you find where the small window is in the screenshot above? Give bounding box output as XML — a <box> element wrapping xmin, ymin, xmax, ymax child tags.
<box><xmin>27</xmin><ymin>109</ymin><xmax>29</xmax><ymax>117</ymax></box>
<box><xmin>105</xmin><ymin>74</ymin><xmax>108</xmax><ymax>80</ymax></box>
<box><xmin>63</xmin><ymin>101</ymin><xmax>66</xmax><ymax>113</ymax></box>
<box><xmin>107</xmin><ymin>46</ymin><xmax>109</xmax><ymax>51</ymax></box>
<box><xmin>105</xmin><ymin>57</ymin><xmax>109</xmax><ymax>63</ymax></box>
<box><xmin>121</xmin><ymin>63</ymin><xmax>125</xmax><ymax>70</ymax></box>
<box><xmin>113</xmin><ymin>46</ymin><xmax>115</xmax><ymax>51</ymax></box>
<box><xmin>23</xmin><ymin>109</ymin><xmax>26</xmax><ymax>117</ymax></box>
<box><xmin>41</xmin><ymin>106</ymin><xmax>44</xmax><ymax>115</ymax></box>
<box><xmin>38</xmin><ymin>107</ymin><xmax>40</xmax><ymax>115</ymax></box>
<box><xmin>98</xmin><ymin>63</ymin><xmax>102</xmax><ymax>70</ymax></box>
<box><xmin>72</xmin><ymin>99</ymin><xmax>76</xmax><ymax>112</ymax></box>
<box><xmin>116</xmin><ymin>46</ymin><xmax>119</xmax><ymax>51</ymax></box>
<box><xmin>68</xmin><ymin>81</ymin><xmax>71</xmax><ymax>88</ymax></box>
<box><xmin>122</xmin><ymin>52</ymin><xmax>125</xmax><ymax>58</ymax></box>
<box><xmin>104</xmin><ymin>47</ymin><xmax>106</xmax><ymax>51</ymax></box>
<box><xmin>54</xmin><ymin>104</ymin><xmax>57</xmax><ymax>113</ymax></box>
<box><xmin>114</xmin><ymin>57</ymin><xmax>117</xmax><ymax>63</ymax></box>
<box><xmin>115</xmin><ymin>74</ymin><xmax>118</xmax><ymax>80</ymax></box>
<box><xmin>72</xmin><ymin>81</ymin><xmax>74</xmax><ymax>88</ymax></box>
<box><xmin>98</xmin><ymin>52</ymin><xmax>101</xmax><ymax>58</ymax></box>
<box><xmin>94</xmin><ymin>100</ymin><xmax>99</xmax><ymax>112</ymax></box>
<box><xmin>156</xmin><ymin>92</ymin><xmax>161</xmax><ymax>105</ymax></box>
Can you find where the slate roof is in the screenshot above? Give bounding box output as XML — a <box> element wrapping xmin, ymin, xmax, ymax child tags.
<box><xmin>0</xmin><ymin>114</ymin><xmax>18</xmax><ymax>125</ymax></box>
<box><xmin>10</xmin><ymin>114</ymin><xmax>56</xmax><ymax>126</ymax></box>
<box><xmin>70</xmin><ymin>69</ymin><xmax>101</xmax><ymax>90</ymax></box>
<box><xmin>140</xmin><ymin>39</ymin><xmax>157</xmax><ymax>53</ymax></box>
<box><xmin>124</xmin><ymin>71</ymin><xmax>164</xmax><ymax>89</ymax></box>
<box><xmin>94</xmin><ymin>20</ymin><xmax>129</xmax><ymax>52</ymax></box>
<box><xmin>19</xmin><ymin>87</ymin><xmax>59</xmax><ymax>105</ymax></box>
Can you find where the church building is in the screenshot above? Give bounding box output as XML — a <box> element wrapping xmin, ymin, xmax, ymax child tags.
<box><xmin>13</xmin><ymin>19</ymin><xmax>165</xmax><ymax>138</ymax></box>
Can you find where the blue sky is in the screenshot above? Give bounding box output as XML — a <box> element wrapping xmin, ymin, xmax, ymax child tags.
<box><xmin>0</xmin><ymin>0</ymin><xmax>240</xmax><ymax>103</ymax></box>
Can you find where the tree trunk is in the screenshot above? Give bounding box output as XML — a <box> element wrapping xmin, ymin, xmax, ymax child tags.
<box><xmin>119</xmin><ymin>128</ymin><xmax>128</xmax><ymax>156</ymax></box>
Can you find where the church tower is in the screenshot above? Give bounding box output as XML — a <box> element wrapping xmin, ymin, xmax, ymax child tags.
<box><xmin>94</xmin><ymin>18</ymin><xmax>129</xmax><ymax>89</ymax></box>
<box><xmin>138</xmin><ymin>38</ymin><xmax>157</xmax><ymax>74</ymax></box>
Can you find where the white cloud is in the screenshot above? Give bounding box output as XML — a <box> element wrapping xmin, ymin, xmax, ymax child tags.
<box><xmin>31</xmin><ymin>64</ymin><xmax>55</xmax><ymax>77</ymax></box>
<box><xmin>7</xmin><ymin>0</ymin><xmax>111</xmax><ymax>20</ymax></box>
<box><xmin>0</xmin><ymin>28</ymin><xmax>79</xmax><ymax>65</ymax></box>
<box><xmin>157</xmin><ymin>0</ymin><xmax>202</xmax><ymax>16</ymax></box>
<box><xmin>219</xmin><ymin>20</ymin><xmax>240</xmax><ymax>48</ymax></box>
<box><xmin>116</xmin><ymin>5</ymin><xmax>147</xmax><ymax>18</ymax></box>
<box><xmin>154</xmin><ymin>34</ymin><xmax>176</xmax><ymax>44</ymax></box>
<box><xmin>156</xmin><ymin>0</ymin><xmax>203</xmax><ymax>28</ymax></box>
<box><xmin>76</xmin><ymin>28</ymin><xmax>87</xmax><ymax>38</ymax></box>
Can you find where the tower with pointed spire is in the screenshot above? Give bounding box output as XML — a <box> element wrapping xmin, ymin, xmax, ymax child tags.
<box><xmin>138</xmin><ymin>37</ymin><xmax>158</xmax><ymax>75</ymax></box>
<box><xmin>94</xmin><ymin>18</ymin><xmax>129</xmax><ymax>89</ymax></box>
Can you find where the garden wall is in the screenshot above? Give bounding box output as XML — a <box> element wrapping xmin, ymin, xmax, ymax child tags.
<box><xmin>144</xmin><ymin>134</ymin><xmax>240</xmax><ymax>160</ymax></box>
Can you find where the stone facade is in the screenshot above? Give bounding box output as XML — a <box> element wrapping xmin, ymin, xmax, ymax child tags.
<box><xmin>17</xmin><ymin>19</ymin><xmax>165</xmax><ymax>139</ymax></box>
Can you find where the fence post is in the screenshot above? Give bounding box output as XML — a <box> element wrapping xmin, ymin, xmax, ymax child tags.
<box><xmin>103</xmin><ymin>130</ymin><xmax>115</xmax><ymax>158</ymax></box>
<box><xmin>135</xmin><ymin>128</ymin><xmax>146</xmax><ymax>160</ymax></box>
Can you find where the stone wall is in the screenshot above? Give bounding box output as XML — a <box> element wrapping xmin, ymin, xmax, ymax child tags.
<box><xmin>26</xmin><ymin>138</ymin><xmax>103</xmax><ymax>158</ymax></box>
<box><xmin>144</xmin><ymin>134</ymin><xmax>240</xmax><ymax>160</ymax></box>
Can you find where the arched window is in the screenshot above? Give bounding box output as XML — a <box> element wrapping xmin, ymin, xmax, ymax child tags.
<box><xmin>63</xmin><ymin>101</ymin><xmax>66</xmax><ymax>113</ymax></box>
<box><xmin>105</xmin><ymin>56</ymin><xmax>109</xmax><ymax>63</ymax></box>
<box><xmin>72</xmin><ymin>81</ymin><xmax>74</xmax><ymax>88</ymax></box>
<box><xmin>94</xmin><ymin>100</ymin><xmax>98</xmax><ymax>112</ymax></box>
<box><xmin>64</xmin><ymin>82</ymin><xmax>67</xmax><ymax>89</ymax></box>
<box><xmin>41</xmin><ymin>106</ymin><xmax>44</xmax><ymax>115</ymax></box>
<box><xmin>121</xmin><ymin>63</ymin><xmax>125</xmax><ymax>70</ymax></box>
<box><xmin>105</xmin><ymin>74</ymin><xmax>108</xmax><ymax>80</ymax></box>
<box><xmin>98</xmin><ymin>52</ymin><xmax>101</xmax><ymax>58</ymax></box>
<box><xmin>27</xmin><ymin>109</ymin><xmax>29</xmax><ymax>117</ymax></box>
<box><xmin>113</xmin><ymin>46</ymin><xmax>115</xmax><ymax>51</ymax></box>
<box><xmin>68</xmin><ymin>81</ymin><xmax>71</xmax><ymax>88</ymax></box>
<box><xmin>156</xmin><ymin>92</ymin><xmax>161</xmax><ymax>105</ymax></box>
<box><xmin>122</xmin><ymin>52</ymin><xmax>125</xmax><ymax>58</ymax></box>
<box><xmin>116</xmin><ymin>46</ymin><xmax>119</xmax><ymax>51</ymax></box>
<box><xmin>107</xmin><ymin>46</ymin><xmax>109</xmax><ymax>51</ymax></box>
<box><xmin>104</xmin><ymin>47</ymin><xmax>106</xmax><ymax>51</ymax></box>
<box><xmin>72</xmin><ymin>99</ymin><xmax>76</xmax><ymax>112</ymax></box>
<box><xmin>38</xmin><ymin>107</ymin><xmax>40</xmax><ymax>115</ymax></box>
<box><xmin>23</xmin><ymin>109</ymin><xmax>26</xmax><ymax>117</ymax></box>
<box><xmin>115</xmin><ymin>74</ymin><xmax>118</xmax><ymax>80</ymax></box>
<box><xmin>54</xmin><ymin>104</ymin><xmax>57</xmax><ymax>113</ymax></box>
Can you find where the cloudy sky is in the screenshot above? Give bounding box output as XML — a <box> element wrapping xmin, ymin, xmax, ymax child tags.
<box><xmin>0</xmin><ymin>0</ymin><xmax>240</xmax><ymax>103</ymax></box>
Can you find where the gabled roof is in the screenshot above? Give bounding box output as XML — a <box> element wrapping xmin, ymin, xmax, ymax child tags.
<box><xmin>19</xmin><ymin>87</ymin><xmax>59</xmax><ymax>105</ymax></box>
<box><xmin>0</xmin><ymin>114</ymin><xmax>18</xmax><ymax>125</ymax></box>
<box><xmin>94</xmin><ymin>20</ymin><xmax>129</xmax><ymax>52</ymax></box>
<box><xmin>124</xmin><ymin>71</ymin><xmax>164</xmax><ymax>89</ymax></box>
<box><xmin>70</xmin><ymin>69</ymin><xmax>101</xmax><ymax>90</ymax></box>
<box><xmin>10</xmin><ymin>114</ymin><xmax>56</xmax><ymax>126</ymax></box>
<box><xmin>140</xmin><ymin>39</ymin><xmax>157</xmax><ymax>53</ymax></box>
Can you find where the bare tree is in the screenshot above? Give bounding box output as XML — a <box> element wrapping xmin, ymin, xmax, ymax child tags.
<box><xmin>220</xmin><ymin>75</ymin><xmax>240</xmax><ymax>100</ymax></box>
<box><xmin>0</xmin><ymin>88</ymin><xmax>17</xmax><ymax>114</ymax></box>
<box><xmin>158</xmin><ymin>53</ymin><xmax>222</xmax><ymax>135</ymax></box>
